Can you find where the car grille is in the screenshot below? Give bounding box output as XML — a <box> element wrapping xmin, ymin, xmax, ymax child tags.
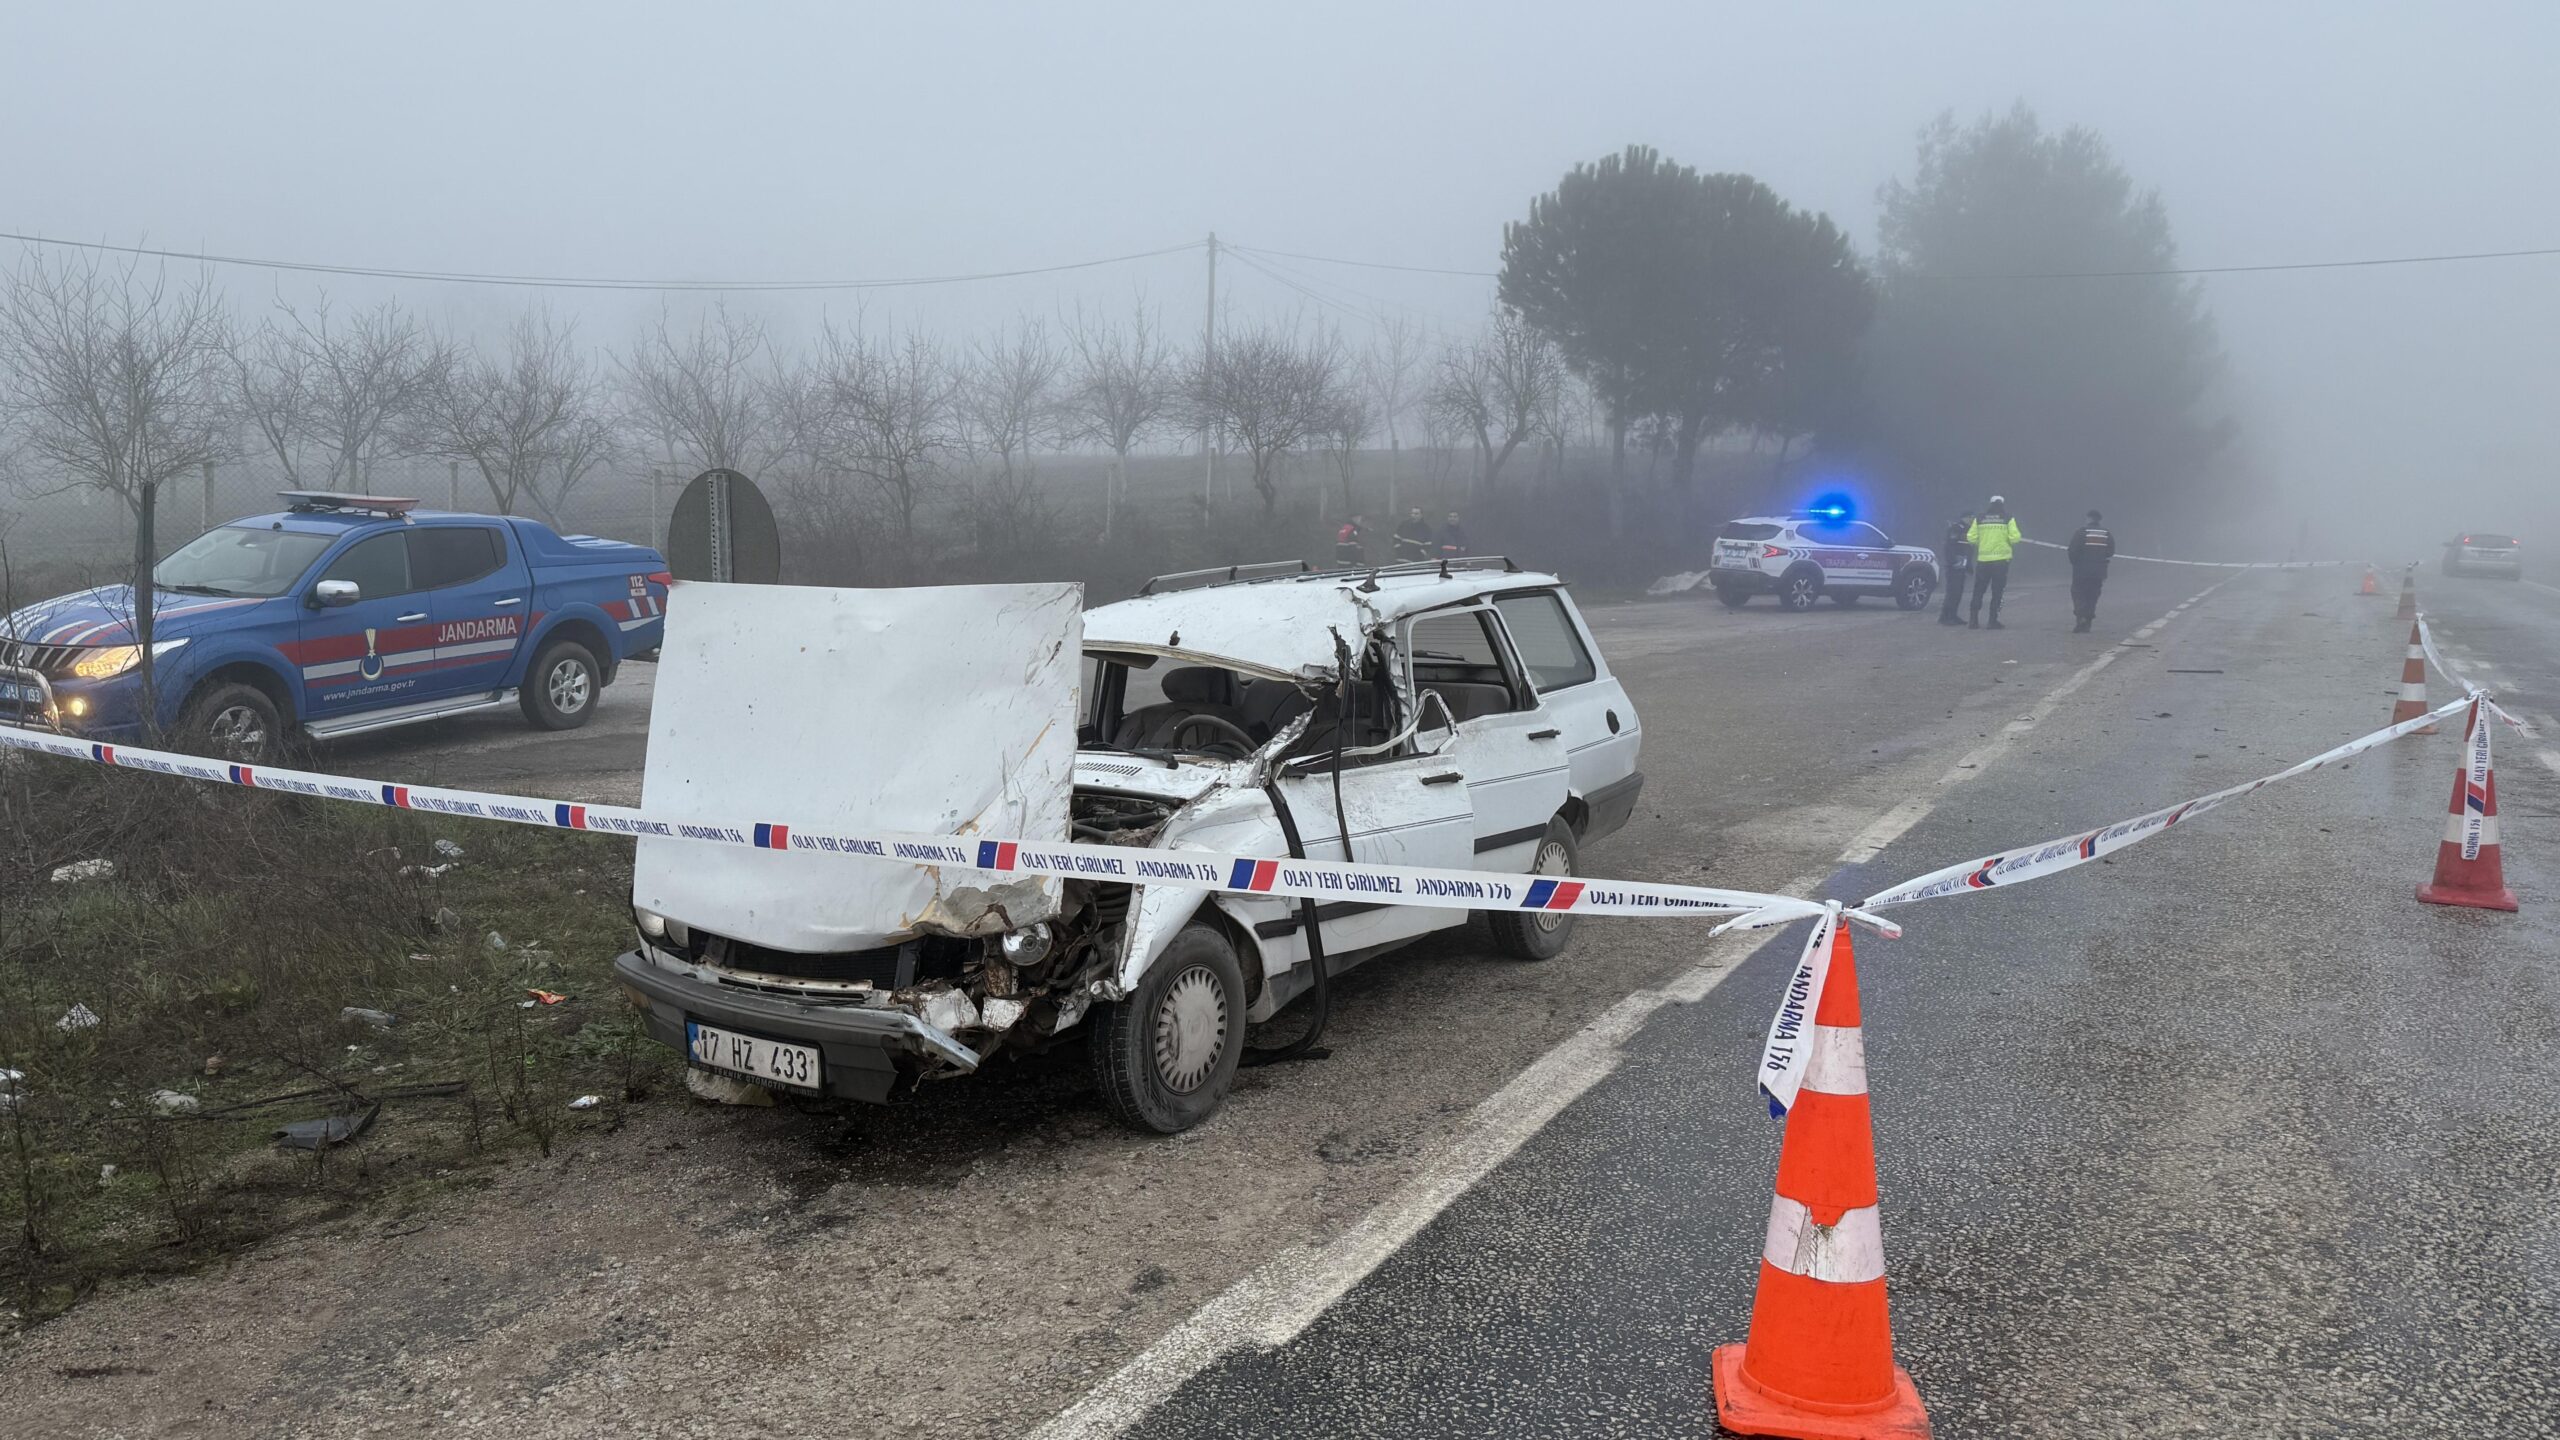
<box><xmin>0</xmin><ymin>639</ymin><xmax>79</xmax><ymax>674</ymax></box>
<box><xmin>704</xmin><ymin>934</ymin><xmax>976</xmax><ymax>988</ymax></box>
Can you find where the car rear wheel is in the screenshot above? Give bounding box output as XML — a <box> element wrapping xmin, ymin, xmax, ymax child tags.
<box><xmin>521</xmin><ymin>638</ymin><xmax>599</xmax><ymax>731</ymax></box>
<box><xmin>1486</xmin><ymin>818</ymin><xmax>1581</xmax><ymax>961</ymax></box>
<box><xmin>1775</xmin><ymin>569</ymin><xmax>1822</xmax><ymax>612</ymax></box>
<box><xmin>1713</xmin><ymin>583</ymin><xmax>1751</xmax><ymax>609</ymax></box>
<box><xmin>178</xmin><ymin>681</ymin><xmax>282</xmax><ymax>763</ymax></box>
<box><xmin>1895</xmin><ymin>568</ymin><xmax>1936</xmax><ymax>610</ymax></box>
<box><xmin>1092</xmin><ymin>922</ymin><xmax>1247</xmax><ymax>1134</ymax></box>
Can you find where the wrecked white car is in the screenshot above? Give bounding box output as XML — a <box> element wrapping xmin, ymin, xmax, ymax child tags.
<box><xmin>613</xmin><ymin>559</ymin><xmax>1643</xmax><ymax>1132</ymax></box>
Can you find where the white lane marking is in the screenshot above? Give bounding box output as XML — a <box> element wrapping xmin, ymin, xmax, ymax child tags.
<box><xmin>1835</xmin><ymin>585</ymin><xmax>2225</xmax><ymax>864</ymax></box>
<box><xmin>2422</xmin><ymin>622</ymin><xmax>2542</xmax><ymax>739</ymax></box>
<box><xmin>2524</xmin><ymin>579</ymin><xmax>2560</xmax><ymax>599</ymax></box>
<box><xmin>1032</xmin><ymin>580</ymin><xmax>2239</xmax><ymax>1440</ymax></box>
<box><xmin>2540</xmin><ymin>750</ymin><xmax>2560</xmax><ymax>777</ymax></box>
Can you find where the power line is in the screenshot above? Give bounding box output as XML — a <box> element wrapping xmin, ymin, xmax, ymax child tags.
<box><xmin>1233</xmin><ymin>238</ymin><xmax>2560</xmax><ymax>282</ymax></box>
<box><xmin>1910</xmin><ymin>246</ymin><xmax>2560</xmax><ymax>280</ymax></box>
<box><xmin>0</xmin><ymin>230</ymin><xmax>1205</xmax><ymax>293</ymax></box>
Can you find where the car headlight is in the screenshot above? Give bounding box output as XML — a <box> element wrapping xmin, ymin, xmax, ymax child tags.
<box><xmin>633</xmin><ymin>906</ymin><xmax>668</xmax><ymax>938</ymax></box>
<box><xmin>999</xmin><ymin>924</ymin><xmax>1052</xmax><ymax>964</ymax></box>
<box><xmin>65</xmin><ymin>638</ymin><xmax>187</xmax><ymax>681</ymax></box>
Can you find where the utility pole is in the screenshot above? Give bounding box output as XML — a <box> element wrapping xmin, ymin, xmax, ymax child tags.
<box><xmin>201</xmin><ymin>458</ymin><xmax>215</xmax><ymax>532</ymax></box>
<box><xmin>1202</xmin><ymin>231</ymin><xmax>1217</xmax><ymax>509</ymax></box>
<box><xmin>448</xmin><ymin>459</ymin><xmax>461</xmax><ymax>510</ymax></box>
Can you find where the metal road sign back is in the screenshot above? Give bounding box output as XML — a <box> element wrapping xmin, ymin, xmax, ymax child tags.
<box><xmin>666</xmin><ymin>469</ymin><xmax>781</xmax><ymax>584</ymax></box>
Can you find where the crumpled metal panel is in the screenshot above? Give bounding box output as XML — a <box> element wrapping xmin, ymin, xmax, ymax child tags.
<box><xmin>632</xmin><ymin>581</ymin><xmax>1082</xmax><ymax>953</ymax></box>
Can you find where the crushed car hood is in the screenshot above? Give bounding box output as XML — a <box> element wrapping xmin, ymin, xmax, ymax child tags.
<box><xmin>631</xmin><ymin>580</ymin><xmax>1083</xmax><ymax>953</ymax></box>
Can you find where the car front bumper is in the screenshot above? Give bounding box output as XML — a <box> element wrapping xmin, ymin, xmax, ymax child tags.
<box><xmin>613</xmin><ymin>947</ymin><xmax>982</xmax><ymax>1104</ymax></box>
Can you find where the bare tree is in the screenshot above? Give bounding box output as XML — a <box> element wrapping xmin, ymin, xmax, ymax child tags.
<box><xmin>1062</xmin><ymin>301</ymin><xmax>1172</xmax><ymax>539</ymax></box>
<box><xmin>230</xmin><ymin>296</ymin><xmax>443</xmax><ymax>490</ymax></box>
<box><xmin>418</xmin><ymin>309</ymin><xmax>615</xmax><ymax>521</ymax></box>
<box><xmin>1428</xmin><ymin>308</ymin><xmax>1564</xmax><ymax>496</ymax></box>
<box><xmin>615</xmin><ymin>302</ymin><xmax>773</xmax><ymax>477</ymax></box>
<box><xmin>1318</xmin><ymin>386</ymin><xmax>1374</xmax><ymax>518</ymax></box>
<box><xmin>1365</xmin><ymin>317</ymin><xmax>1427</xmax><ymax>516</ymax></box>
<box><xmin>1186</xmin><ymin>319</ymin><xmax>1343</xmax><ymax>515</ymax></box>
<box><xmin>810</xmin><ymin>321</ymin><xmax>962</xmax><ymax>575</ymax></box>
<box><xmin>0</xmin><ymin>251</ymin><xmax>231</xmax><ymax>721</ymax></box>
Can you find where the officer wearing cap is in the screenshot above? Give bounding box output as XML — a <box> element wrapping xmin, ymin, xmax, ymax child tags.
<box><xmin>1938</xmin><ymin>510</ymin><xmax>1975</xmax><ymax>626</ymax></box>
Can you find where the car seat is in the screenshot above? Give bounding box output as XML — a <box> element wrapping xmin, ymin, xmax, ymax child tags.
<box><xmin>1114</xmin><ymin>666</ymin><xmax>1255</xmax><ymax>751</ymax></box>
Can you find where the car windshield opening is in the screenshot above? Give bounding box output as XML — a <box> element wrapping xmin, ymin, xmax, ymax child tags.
<box><xmin>152</xmin><ymin>526</ymin><xmax>336</xmax><ymax>599</ymax></box>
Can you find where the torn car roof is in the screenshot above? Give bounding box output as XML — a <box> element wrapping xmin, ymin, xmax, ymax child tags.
<box><xmin>1083</xmin><ymin>567</ymin><xmax>1564</xmax><ymax>680</ymax></box>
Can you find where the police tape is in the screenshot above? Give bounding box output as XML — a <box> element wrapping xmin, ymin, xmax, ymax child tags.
<box><xmin>2416</xmin><ymin>614</ymin><xmax>2530</xmax><ymax>733</ymax></box>
<box><xmin>0</xmin><ymin>722</ymin><xmax>1836</xmax><ymax>929</ymax></box>
<box><xmin>1858</xmin><ymin>692</ymin><xmax>2475</xmax><ymax>909</ymax></box>
<box><xmin>2016</xmin><ymin>538</ymin><xmax>2347</xmax><ymax>569</ymax></box>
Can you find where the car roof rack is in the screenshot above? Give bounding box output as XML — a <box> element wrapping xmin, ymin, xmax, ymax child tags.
<box><xmin>1139</xmin><ymin>559</ymin><xmax>1315</xmax><ymax>595</ymax></box>
<box><xmin>279</xmin><ymin>491</ymin><xmax>421</xmax><ymax>518</ymax></box>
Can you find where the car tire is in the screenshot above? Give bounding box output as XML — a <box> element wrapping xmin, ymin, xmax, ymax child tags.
<box><xmin>1092</xmin><ymin>922</ymin><xmax>1247</xmax><ymax>1135</ymax></box>
<box><xmin>1713</xmin><ymin>583</ymin><xmax>1751</xmax><ymax>609</ymax></box>
<box><xmin>1775</xmin><ymin>568</ymin><xmax>1822</xmax><ymax>612</ymax></box>
<box><xmin>1486</xmin><ymin>818</ymin><xmax>1581</xmax><ymax>961</ymax></box>
<box><xmin>1895</xmin><ymin>568</ymin><xmax>1935</xmax><ymax>610</ymax></box>
<box><xmin>522</xmin><ymin>638</ymin><xmax>600</xmax><ymax>731</ymax></box>
<box><xmin>178</xmin><ymin>681</ymin><xmax>283</xmax><ymax>763</ymax></box>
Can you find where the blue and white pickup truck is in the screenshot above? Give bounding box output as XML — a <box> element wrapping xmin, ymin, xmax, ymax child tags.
<box><xmin>0</xmin><ymin>492</ymin><xmax>669</xmax><ymax>759</ymax></box>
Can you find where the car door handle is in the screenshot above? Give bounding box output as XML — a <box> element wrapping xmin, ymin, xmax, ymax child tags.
<box><xmin>1527</xmin><ymin>728</ymin><xmax>1561</xmax><ymax>741</ymax></box>
<box><xmin>395</xmin><ymin>612</ymin><xmax>428</xmax><ymax>623</ymax></box>
<box><xmin>1421</xmin><ymin>772</ymin><xmax>1463</xmax><ymax>786</ymax></box>
<box><xmin>493</xmin><ymin>597</ymin><xmax>523</xmax><ymax>607</ymax></box>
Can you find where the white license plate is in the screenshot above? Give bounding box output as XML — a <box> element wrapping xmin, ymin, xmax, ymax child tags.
<box><xmin>0</xmin><ymin>682</ymin><xmax>29</xmax><ymax>704</ymax></box>
<box><xmin>1711</xmin><ymin>551</ymin><xmax>1753</xmax><ymax>569</ymax></box>
<box><xmin>686</xmin><ymin>1020</ymin><xmax>821</xmax><ymax>1091</ymax></box>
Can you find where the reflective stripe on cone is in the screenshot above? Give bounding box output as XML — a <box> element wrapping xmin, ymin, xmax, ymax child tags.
<box><xmin>1713</xmin><ymin>922</ymin><xmax>1932</xmax><ymax>1438</ymax></box>
<box><xmin>2391</xmin><ymin>623</ymin><xmax>2436</xmax><ymax>733</ymax></box>
<box><xmin>2417</xmin><ymin>698</ymin><xmax>2518</xmax><ymax>912</ymax></box>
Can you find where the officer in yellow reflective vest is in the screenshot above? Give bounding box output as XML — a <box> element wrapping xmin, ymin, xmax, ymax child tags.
<box><xmin>1966</xmin><ymin>497</ymin><xmax>2021</xmax><ymax>629</ymax></box>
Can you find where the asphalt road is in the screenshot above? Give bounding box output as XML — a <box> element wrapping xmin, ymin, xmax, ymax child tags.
<box><xmin>9</xmin><ymin>557</ymin><xmax>2548</xmax><ymax>1438</ymax></box>
<box><xmin>1097</xmin><ymin>566</ymin><xmax>2560</xmax><ymax>1440</ymax></box>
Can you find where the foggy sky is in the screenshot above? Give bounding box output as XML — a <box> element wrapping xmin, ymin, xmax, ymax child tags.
<box><xmin>3</xmin><ymin>1</ymin><xmax>2553</xmax><ymax>554</ymax></box>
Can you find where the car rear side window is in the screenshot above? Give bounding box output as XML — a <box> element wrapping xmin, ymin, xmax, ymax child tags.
<box><xmin>1719</xmin><ymin>522</ymin><xmax>1782</xmax><ymax>541</ymax></box>
<box><xmin>1493</xmin><ymin>592</ymin><xmax>1597</xmax><ymax>692</ymax></box>
<box><xmin>410</xmin><ymin>527</ymin><xmax>507</xmax><ymax>590</ymax></box>
<box><xmin>317</xmin><ymin>532</ymin><xmax>412</xmax><ymax>600</ymax></box>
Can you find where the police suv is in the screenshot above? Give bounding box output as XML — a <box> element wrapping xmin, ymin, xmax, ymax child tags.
<box><xmin>0</xmin><ymin>492</ymin><xmax>669</xmax><ymax>760</ymax></box>
<box><xmin>1705</xmin><ymin>512</ymin><xmax>1941</xmax><ymax>611</ymax></box>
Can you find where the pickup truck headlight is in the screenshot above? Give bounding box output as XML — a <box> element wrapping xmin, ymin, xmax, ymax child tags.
<box><xmin>65</xmin><ymin>638</ymin><xmax>188</xmax><ymax>681</ymax></box>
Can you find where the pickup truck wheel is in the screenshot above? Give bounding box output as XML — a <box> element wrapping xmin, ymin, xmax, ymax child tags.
<box><xmin>1487</xmin><ymin>818</ymin><xmax>1580</xmax><ymax>961</ymax></box>
<box><xmin>522</xmin><ymin>639</ymin><xmax>599</xmax><ymax>731</ymax></box>
<box><xmin>1092</xmin><ymin>922</ymin><xmax>1246</xmax><ymax>1134</ymax></box>
<box><xmin>178</xmin><ymin>682</ymin><xmax>282</xmax><ymax>763</ymax></box>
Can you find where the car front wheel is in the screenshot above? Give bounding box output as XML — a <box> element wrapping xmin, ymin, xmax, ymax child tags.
<box><xmin>178</xmin><ymin>681</ymin><xmax>283</xmax><ymax>762</ymax></box>
<box><xmin>1487</xmin><ymin>818</ymin><xmax>1581</xmax><ymax>961</ymax></box>
<box><xmin>522</xmin><ymin>638</ymin><xmax>599</xmax><ymax>731</ymax></box>
<box><xmin>1092</xmin><ymin>922</ymin><xmax>1247</xmax><ymax>1134</ymax></box>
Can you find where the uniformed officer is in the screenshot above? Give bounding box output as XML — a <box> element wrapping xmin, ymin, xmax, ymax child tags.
<box><xmin>1938</xmin><ymin>510</ymin><xmax>1975</xmax><ymax>626</ymax></box>
<box><xmin>1967</xmin><ymin>497</ymin><xmax>2021</xmax><ymax>630</ymax></box>
<box><xmin>1393</xmin><ymin>507</ymin><xmax>1434</xmax><ymax>562</ymax></box>
<box><xmin>2067</xmin><ymin>510</ymin><xmax>2116</xmax><ymax>632</ymax></box>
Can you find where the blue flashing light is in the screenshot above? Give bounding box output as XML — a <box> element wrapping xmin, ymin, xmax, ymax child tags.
<box><xmin>1804</xmin><ymin>490</ymin><xmax>1858</xmax><ymax>525</ymax></box>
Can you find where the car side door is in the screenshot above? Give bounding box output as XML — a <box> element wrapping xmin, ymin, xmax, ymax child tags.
<box><xmin>1404</xmin><ymin>604</ymin><xmax>1572</xmax><ymax>874</ymax></box>
<box><xmin>1269</xmin><ymin>666</ymin><xmax>1476</xmax><ymax>957</ymax></box>
<box><xmin>411</xmin><ymin>523</ymin><xmax>527</xmax><ymax>698</ymax></box>
<box><xmin>292</xmin><ymin>529</ymin><xmax>450</xmax><ymax>718</ymax></box>
<box><xmin>1491</xmin><ymin>589</ymin><xmax>1640</xmax><ymax>839</ymax></box>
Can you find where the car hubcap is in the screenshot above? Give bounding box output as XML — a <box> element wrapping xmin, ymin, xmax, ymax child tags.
<box><xmin>1532</xmin><ymin>839</ymin><xmax>1572</xmax><ymax>935</ymax></box>
<box><xmin>1786</xmin><ymin>581</ymin><xmax>1813</xmax><ymax>607</ymax></box>
<box><xmin>548</xmin><ymin>659</ymin><xmax>591</xmax><ymax>714</ymax></box>
<box><xmin>1153</xmin><ymin>965</ymin><xmax>1228</xmax><ymax>1094</ymax></box>
<box><xmin>207</xmin><ymin>705</ymin><xmax>266</xmax><ymax>756</ymax></box>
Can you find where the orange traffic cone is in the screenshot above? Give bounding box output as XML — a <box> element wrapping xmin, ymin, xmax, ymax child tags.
<box><xmin>2390</xmin><ymin>622</ymin><xmax>2437</xmax><ymax>734</ymax></box>
<box><xmin>2395</xmin><ymin>568</ymin><xmax>2418</xmax><ymax>620</ymax></box>
<box><xmin>2417</xmin><ymin>698</ymin><xmax>2519</xmax><ymax>912</ymax></box>
<box><xmin>1713</xmin><ymin>924</ymin><xmax>1931</xmax><ymax>1439</ymax></box>
<box><xmin>2358</xmin><ymin>566</ymin><xmax>2380</xmax><ymax>596</ymax></box>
